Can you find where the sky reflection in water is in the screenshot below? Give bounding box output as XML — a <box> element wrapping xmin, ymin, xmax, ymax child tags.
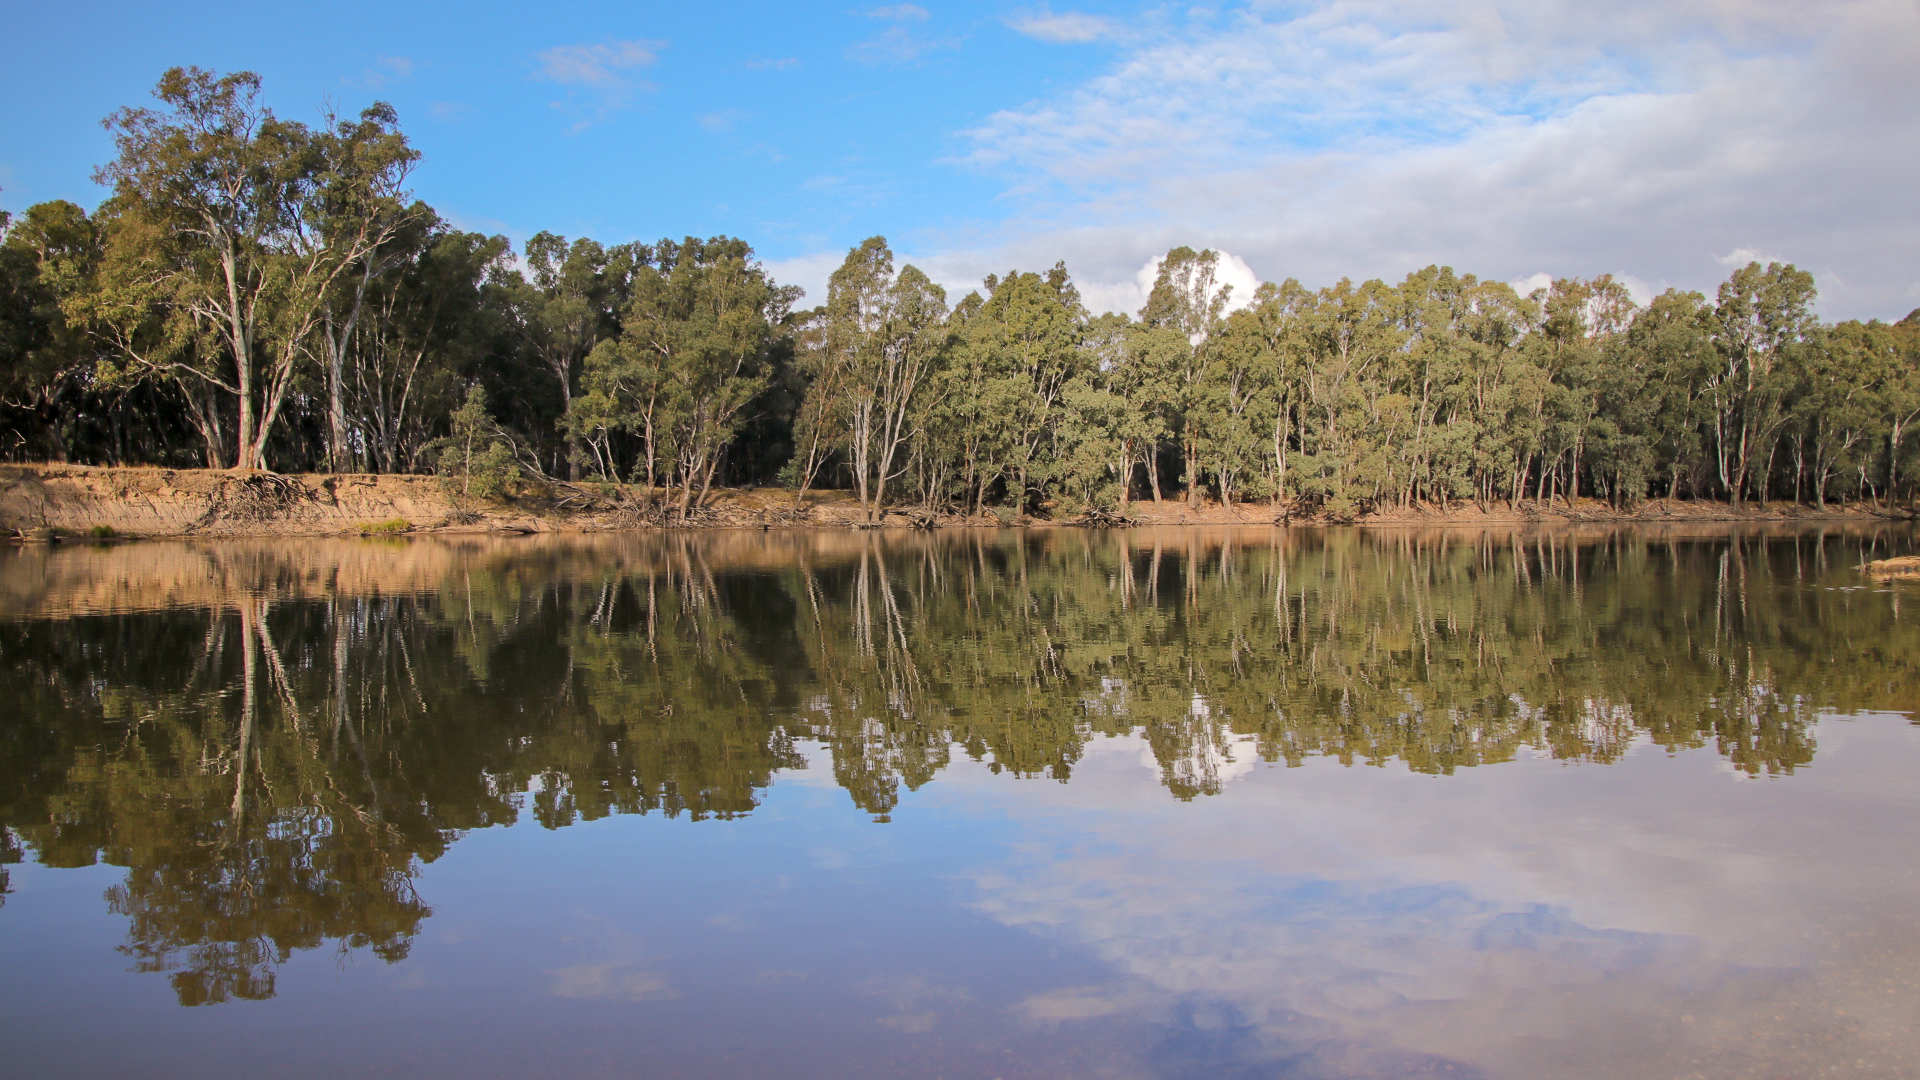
<box><xmin>1</xmin><ymin>526</ymin><xmax>1916</xmax><ymax>1079</ymax></box>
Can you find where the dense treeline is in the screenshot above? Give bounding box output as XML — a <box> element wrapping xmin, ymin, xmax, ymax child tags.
<box><xmin>6</xmin><ymin>68</ymin><xmax>1920</xmax><ymax>515</ymax></box>
<box><xmin>3</xmin><ymin>526</ymin><xmax>1913</xmax><ymax>1000</ymax></box>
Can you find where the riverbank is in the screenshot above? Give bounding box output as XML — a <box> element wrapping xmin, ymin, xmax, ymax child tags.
<box><xmin>0</xmin><ymin>463</ymin><xmax>1908</xmax><ymax>540</ymax></box>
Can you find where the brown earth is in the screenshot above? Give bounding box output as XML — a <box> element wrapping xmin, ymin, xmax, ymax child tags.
<box><xmin>0</xmin><ymin>462</ymin><xmax>1910</xmax><ymax>542</ymax></box>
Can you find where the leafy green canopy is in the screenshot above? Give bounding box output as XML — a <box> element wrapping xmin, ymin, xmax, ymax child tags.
<box><xmin>5</xmin><ymin>68</ymin><xmax>1920</xmax><ymax>514</ymax></box>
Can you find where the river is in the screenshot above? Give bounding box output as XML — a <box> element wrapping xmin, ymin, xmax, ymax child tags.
<box><xmin>2</xmin><ymin>525</ymin><xmax>1916</xmax><ymax>1079</ymax></box>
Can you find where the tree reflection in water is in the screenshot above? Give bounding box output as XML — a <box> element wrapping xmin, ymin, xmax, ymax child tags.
<box><xmin>0</xmin><ymin>525</ymin><xmax>1913</xmax><ymax>1003</ymax></box>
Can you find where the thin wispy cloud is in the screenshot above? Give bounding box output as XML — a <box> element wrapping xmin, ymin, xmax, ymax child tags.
<box><xmin>1008</xmin><ymin>8</ymin><xmax>1116</xmax><ymax>44</ymax></box>
<box><xmin>356</xmin><ymin>55</ymin><xmax>415</xmax><ymax>90</ymax></box>
<box><xmin>746</xmin><ymin>57</ymin><xmax>800</xmax><ymax>71</ymax></box>
<box><xmin>850</xmin><ymin>3</ymin><xmax>960</xmax><ymax>65</ymax></box>
<box><xmin>697</xmin><ymin>109</ymin><xmax>749</xmax><ymax>133</ymax></box>
<box><xmin>935</xmin><ymin>0</ymin><xmax>1920</xmax><ymax>319</ymax></box>
<box><xmin>536</xmin><ymin>38</ymin><xmax>666</xmax><ymax>131</ymax></box>
<box><xmin>538</xmin><ymin>39</ymin><xmax>662</xmax><ymax>88</ymax></box>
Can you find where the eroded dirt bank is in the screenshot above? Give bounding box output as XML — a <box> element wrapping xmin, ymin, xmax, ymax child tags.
<box><xmin>0</xmin><ymin>463</ymin><xmax>1908</xmax><ymax>540</ymax></box>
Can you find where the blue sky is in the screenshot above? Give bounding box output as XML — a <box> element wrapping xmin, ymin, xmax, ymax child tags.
<box><xmin>4</xmin><ymin>0</ymin><xmax>1917</xmax><ymax>318</ymax></box>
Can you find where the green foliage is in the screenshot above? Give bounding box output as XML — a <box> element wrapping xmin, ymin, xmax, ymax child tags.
<box><xmin>4</xmin><ymin>66</ymin><xmax>1920</xmax><ymax>513</ymax></box>
<box><xmin>357</xmin><ymin>518</ymin><xmax>409</xmax><ymax>535</ymax></box>
<box><xmin>568</xmin><ymin>236</ymin><xmax>797</xmax><ymax>514</ymax></box>
<box><xmin>87</xmin><ymin>524</ymin><xmax>118</xmax><ymax>538</ymax></box>
<box><xmin>431</xmin><ymin>386</ymin><xmax>518</xmax><ymax>500</ymax></box>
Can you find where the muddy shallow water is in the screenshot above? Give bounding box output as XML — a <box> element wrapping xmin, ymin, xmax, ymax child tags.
<box><xmin>2</xmin><ymin>525</ymin><xmax>1917</xmax><ymax>1079</ymax></box>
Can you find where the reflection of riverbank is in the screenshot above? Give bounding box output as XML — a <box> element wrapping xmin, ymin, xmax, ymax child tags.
<box><xmin>2</xmin><ymin>526</ymin><xmax>1916</xmax><ymax>1009</ymax></box>
<box><xmin>4</xmin><ymin>520</ymin><xmax>1913</xmax><ymax>619</ymax></box>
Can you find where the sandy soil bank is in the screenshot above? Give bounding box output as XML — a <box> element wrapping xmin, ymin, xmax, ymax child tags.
<box><xmin>0</xmin><ymin>463</ymin><xmax>1909</xmax><ymax>540</ymax></box>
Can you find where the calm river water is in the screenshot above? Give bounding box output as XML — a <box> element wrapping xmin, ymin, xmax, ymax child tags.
<box><xmin>2</xmin><ymin>525</ymin><xmax>1917</xmax><ymax>1079</ymax></box>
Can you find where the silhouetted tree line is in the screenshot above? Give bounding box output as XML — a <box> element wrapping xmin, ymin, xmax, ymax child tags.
<box><xmin>5</xmin><ymin>68</ymin><xmax>1920</xmax><ymax>514</ymax></box>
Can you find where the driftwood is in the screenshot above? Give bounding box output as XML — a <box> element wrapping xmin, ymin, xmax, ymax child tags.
<box><xmin>1074</xmin><ymin>507</ymin><xmax>1137</xmax><ymax>527</ymax></box>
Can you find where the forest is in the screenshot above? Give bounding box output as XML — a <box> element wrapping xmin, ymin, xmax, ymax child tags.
<box><xmin>5</xmin><ymin>67</ymin><xmax>1920</xmax><ymax>519</ymax></box>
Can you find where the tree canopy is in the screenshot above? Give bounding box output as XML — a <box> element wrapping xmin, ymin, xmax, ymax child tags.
<box><xmin>5</xmin><ymin>67</ymin><xmax>1920</xmax><ymax>515</ymax></box>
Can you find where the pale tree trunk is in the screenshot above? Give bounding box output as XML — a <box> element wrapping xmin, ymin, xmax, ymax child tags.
<box><xmin>1185</xmin><ymin>437</ymin><xmax>1201</xmax><ymax>508</ymax></box>
<box><xmin>550</xmin><ymin>355</ymin><xmax>579</xmax><ymax>481</ymax></box>
<box><xmin>323</xmin><ymin>260</ymin><xmax>376</xmax><ymax>472</ymax></box>
<box><xmin>223</xmin><ymin>244</ymin><xmax>257</xmax><ymax>470</ymax></box>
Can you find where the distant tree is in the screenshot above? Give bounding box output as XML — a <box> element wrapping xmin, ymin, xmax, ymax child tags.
<box><xmin>822</xmin><ymin>237</ymin><xmax>949</xmax><ymax>524</ymax></box>
<box><xmin>573</xmin><ymin>236</ymin><xmax>797</xmax><ymax>514</ymax></box>
<box><xmin>1707</xmin><ymin>262</ymin><xmax>1817</xmax><ymax>503</ymax></box>
<box><xmin>0</xmin><ymin>201</ymin><xmax>100</xmax><ymax>461</ymax></box>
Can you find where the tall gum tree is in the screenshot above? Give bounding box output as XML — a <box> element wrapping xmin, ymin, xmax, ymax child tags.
<box><xmin>824</xmin><ymin>237</ymin><xmax>949</xmax><ymax>525</ymax></box>
<box><xmin>91</xmin><ymin>67</ymin><xmax>416</xmax><ymax>471</ymax></box>
<box><xmin>1140</xmin><ymin>247</ymin><xmax>1232</xmax><ymax>507</ymax></box>
<box><xmin>313</xmin><ymin>105</ymin><xmax>423</xmax><ymax>472</ymax></box>
<box><xmin>1708</xmin><ymin>262</ymin><xmax>1817</xmax><ymax>504</ymax></box>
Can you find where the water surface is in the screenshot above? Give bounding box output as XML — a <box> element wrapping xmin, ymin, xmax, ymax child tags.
<box><xmin>2</xmin><ymin>525</ymin><xmax>1917</xmax><ymax>1079</ymax></box>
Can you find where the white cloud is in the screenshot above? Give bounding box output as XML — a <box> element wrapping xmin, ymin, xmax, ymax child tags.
<box><xmin>1713</xmin><ymin>246</ymin><xmax>1785</xmax><ymax>267</ymax></box>
<box><xmin>867</xmin><ymin>3</ymin><xmax>929</xmax><ymax>20</ymax></box>
<box><xmin>955</xmin><ymin>716</ymin><xmax>1920</xmax><ymax>1078</ymax></box>
<box><xmin>936</xmin><ymin>0</ymin><xmax>1920</xmax><ymax>320</ymax></box>
<box><xmin>536</xmin><ymin>39</ymin><xmax>666</xmax><ymax>130</ymax></box>
<box><xmin>537</xmin><ymin>39</ymin><xmax>662</xmax><ymax>89</ymax></box>
<box><xmin>1009</xmin><ymin>9</ymin><xmax>1116</xmax><ymax>44</ymax></box>
<box><xmin>762</xmin><ymin>250</ymin><xmax>851</xmax><ymax>306</ymax></box>
<box><xmin>1064</xmin><ymin>248</ymin><xmax>1261</xmax><ymax>320</ymax></box>
<box><xmin>1510</xmin><ymin>271</ymin><xmax>1553</xmax><ymax>297</ymax></box>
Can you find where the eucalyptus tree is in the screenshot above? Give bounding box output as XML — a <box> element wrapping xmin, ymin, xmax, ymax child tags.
<box><xmin>1707</xmin><ymin>262</ymin><xmax>1817</xmax><ymax>503</ymax></box>
<box><xmin>1787</xmin><ymin>321</ymin><xmax>1885</xmax><ymax>505</ymax></box>
<box><xmin>1617</xmin><ymin>289</ymin><xmax>1716</xmax><ymax>498</ymax></box>
<box><xmin>571</xmin><ymin>237</ymin><xmax>796</xmax><ymax>513</ymax></box>
<box><xmin>1080</xmin><ymin>311</ymin><xmax>1149</xmax><ymax>507</ymax></box>
<box><xmin>915</xmin><ymin>289</ymin><xmax>993</xmax><ymax>510</ymax></box>
<box><xmin>311</xmin><ymin>106</ymin><xmax>422</xmax><ymax>471</ymax></box>
<box><xmin>1139</xmin><ymin>247</ymin><xmax>1233</xmax><ymax>505</ymax></box>
<box><xmin>506</xmin><ymin>234</ymin><xmax>621</xmax><ymax>479</ymax></box>
<box><xmin>0</xmin><ymin>200</ymin><xmax>100</xmax><ymax>462</ymax></box>
<box><xmin>639</xmin><ymin>237</ymin><xmax>796</xmax><ymax>514</ymax></box>
<box><xmin>822</xmin><ymin>237</ymin><xmax>950</xmax><ymax>524</ymax></box>
<box><xmin>1292</xmin><ymin>278</ymin><xmax>1405</xmax><ymax>516</ymax></box>
<box><xmin>340</xmin><ymin>218</ymin><xmax>512</xmax><ymax>472</ymax></box>
<box><xmin>1196</xmin><ymin>301</ymin><xmax>1277</xmax><ymax>508</ymax></box>
<box><xmin>88</xmin><ymin>67</ymin><xmax>419</xmax><ymax>471</ymax></box>
<box><xmin>1113</xmin><ymin>323</ymin><xmax>1187</xmax><ymax>503</ymax></box>
<box><xmin>1219</xmin><ymin>279</ymin><xmax>1313</xmax><ymax>505</ymax></box>
<box><xmin>944</xmin><ymin>263</ymin><xmax>1088</xmax><ymax>509</ymax></box>
<box><xmin>1875</xmin><ymin>313</ymin><xmax>1920</xmax><ymax>504</ymax></box>
<box><xmin>784</xmin><ymin>309</ymin><xmax>844</xmax><ymax>500</ymax></box>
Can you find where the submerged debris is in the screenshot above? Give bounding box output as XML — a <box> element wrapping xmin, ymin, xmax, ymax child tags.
<box><xmin>1860</xmin><ymin>555</ymin><xmax>1920</xmax><ymax>578</ymax></box>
